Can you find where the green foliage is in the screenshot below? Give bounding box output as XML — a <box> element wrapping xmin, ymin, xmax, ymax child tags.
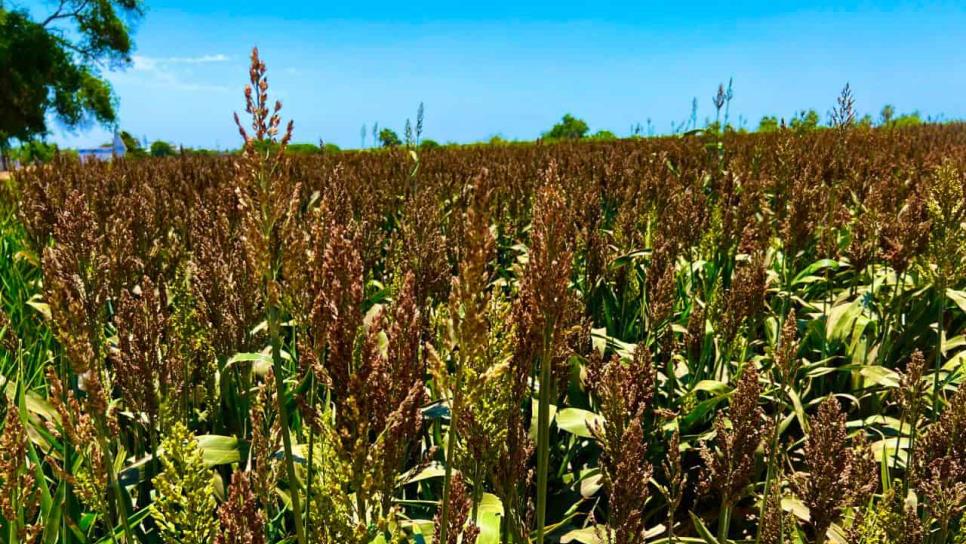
<box><xmin>120</xmin><ymin>130</ymin><xmax>147</xmax><ymax>158</ymax></box>
<box><xmin>1</xmin><ymin>51</ymin><xmax>964</xmax><ymax>544</ymax></box>
<box><xmin>150</xmin><ymin>140</ymin><xmax>176</xmax><ymax>157</ymax></box>
<box><xmin>542</xmin><ymin>113</ymin><xmax>589</xmax><ymax>140</ymax></box>
<box><xmin>305</xmin><ymin>406</ymin><xmax>360</xmax><ymax>543</ymax></box>
<box><xmin>757</xmin><ymin>115</ymin><xmax>780</xmax><ymax>133</ymax></box>
<box><xmin>0</xmin><ymin>2</ymin><xmax>142</xmax><ymax>148</ymax></box>
<box><xmin>891</xmin><ymin>112</ymin><xmax>922</xmax><ymax>128</ymax></box>
<box><xmin>878</xmin><ymin>105</ymin><xmax>922</xmax><ymax>128</ymax></box>
<box><xmin>151</xmin><ymin>421</ymin><xmax>220</xmax><ymax>544</ymax></box>
<box><xmin>419</xmin><ymin>138</ymin><xmax>441</xmax><ymax>150</ymax></box>
<box><xmin>10</xmin><ymin>140</ymin><xmax>59</xmax><ymax>164</ymax></box>
<box><xmin>379</xmin><ymin>128</ymin><xmax>402</xmax><ymax>148</ymax></box>
<box><xmin>880</xmin><ymin>104</ymin><xmax>895</xmax><ymax>125</ymax></box>
<box><xmin>790</xmin><ymin>109</ymin><xmax>821</xmax><ymax>132</ymax></box>
<box><xmin>588</xmin><ymin>129</ymin><xmax>618</xmax><ymax>141</ymax></box>
<box><xmin>287</xmin><ymin>143</ymin><xmax>320</xmax><ymax>154</ymax></box>
<box><xmin>181</xmin><ymin>147</ymin><xmax>219</xmax><ymax>156</ymax></box>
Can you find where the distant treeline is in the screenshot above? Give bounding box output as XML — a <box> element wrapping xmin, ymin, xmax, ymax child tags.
<box><xmin>2</xmin><ymin>103</ymin><xmax>937</xmax><ymax>166</ymax></box>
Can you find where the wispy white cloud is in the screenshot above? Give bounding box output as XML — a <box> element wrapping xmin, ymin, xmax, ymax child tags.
<box><xmin>124</xmin><ymin>53</ymin><xmax>231</xmax><ymax>92</ymax></box>
<box><xmin>132</xmin><ymin>54</ymin><xmax>230</xmax><ymax>71</ymax></box>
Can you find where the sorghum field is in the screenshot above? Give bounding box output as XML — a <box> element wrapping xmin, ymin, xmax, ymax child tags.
<box><xmin>2</xmin><ymin>52</ymin><xmax>966</xmax><ymax>544</ymax></box>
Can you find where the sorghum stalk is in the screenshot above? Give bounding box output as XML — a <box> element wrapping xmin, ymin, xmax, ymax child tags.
<box><xmin>525</xmin><ymin>178</ymin><xmax>575</xmax><ymax>544</ymax></box>
<box><xmin>535</xmin><ymin>325</ymin><xmax>553</xmax><ymax>544</ymax></box>
<box><xmin>932</xmin><ymin>292</ymin><xmax>943</xmax><ymax>410</ymax></box>
<box><xmin>757</xmin><ymin>310</ymin><xmax>797</xmax><ymax>544</ymax></box>
<box><xmin>303</xmin><ymin>372</ymin><xmax>316</xmax><ymax>536</ymax></box>
<box><xmin>438</xmin><ymin>326</ymin><xmax>471</xmax><ymax>544</ymax></box>
<box><xmin>269</xmin><ymin>304</ymin><xmax>307</xmax><ymax>544</ymax></box>
<box><xmin>234</xmin><ymin>47</ymin><xmax>305</xmax><ymax>544</ymax></box>
<box><xmin>717</xmin><ymin>502</ymin><xmax>732</xmax><ymax>544</ymax></box>
<box><xmin>438</xmin><ymin>389</ymin><xmax>462</xmax><ymax>544</ymax></box>
<box><xmin>96</xmin><ymin>431</ymin><xmax>135</xmax><ymax>544</ymax></box>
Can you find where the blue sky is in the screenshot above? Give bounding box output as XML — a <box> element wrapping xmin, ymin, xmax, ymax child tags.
<box><xmin>16</xmin><ymin>0</ymin><xmax>966</xmax><ymax>149</ymax></box>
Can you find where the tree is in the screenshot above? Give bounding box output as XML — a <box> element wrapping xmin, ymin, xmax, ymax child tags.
<box><xmin>543</xmin><ymin>114</ymin><xmax>589</xmax><ymax>140</ymax></box>
<box><xmin>880</xmin><ymin>104</ymin><xmax>895</xmax><ymax>126</ymax></box>
<box><xmin>12</xmin><ymin>140</ymin><xmax>60</xmax><ymax>164</ymax></box>
<box><xmin>892</xmin><ymin>111</ymin><xmax>922</xmax><ymax>128</ymax></box>
<box><xmin>150</xmin><ymin>140</ymin><xmax>175</xmax><ymax>157</ymax></box>
<box><xmin>0</xmin><ymin>1</ymin><xmax>143</xmax><ymax>152</ymax></box>
<box><xmin>287</xmin><ymin>143</ymin><xmax>319</xmax><ymax>154</ymax></box>
<box><xmin>789</xmin><ymin>109</ymin><xmax>821</xmax><ymax>132</ymax></box>
<box><xmin>120</xmin><ymin>130</ymin><xmax>147</xmax><ymax>158</ymax></box>
<box><xmin>378</xmin><ymin>128</ymin><xmax>402</xmax><ymax>148</ymax></box>
<box><xmin>757</xmin><ymin>116</ymin><xmax>780</xmax><ymax>133</ymax></box>
<box><xmin>588</xmin><ymin>130</ymin><xmax>618</xmax><ymax>141</ymax></box>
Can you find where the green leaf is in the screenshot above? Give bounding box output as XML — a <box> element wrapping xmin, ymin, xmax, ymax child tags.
<box><xmin>398</xmin><ymin>462</ymin><xmax>445</xmax><ymax>486</ymax></box>
<box><xmin>688</xmin><ymin>511</ymin><xmax>720</xmax><ymax>544</ymax></box>
<box><xmin>947</xmin><ymin>288</ymin><xmax>966</xmax><ymax>314</ymax></box>
<box><xmin>786</xmin><ymin>387</ymin><xmax>808</xmax><ymax>432</ymax></box>
<box><xmin>529</xmin><ymin>402</ymin><xmax>558</xmax><ymax>441</ymax></box>
<box><xmin>691</xmin><ymin>379</ymin><xmax>730</xmax><ymax>396</ymax></box>
<box><xmin>579</xmin><ymin>471</ymin><xmax>603</xmax><ymax>498</ymax></box>
<box><xmin>826</xmin><ymin>299</ymin><xmax>862</xmax><ymax>343</ymax></box>
<box><xmin>2</xmin><ymin>380</ymin><xmax>58</xmax><ymax>420</ymax></box>
<box><xmin>561</xmin><ymin>526</ymin><xmax>605</xmax><ymax>544</ymax></box>
<box><xmin>792</xmin><ymin>259</ymin><xmax>840</xmax><ymax>286</ymax></box>
<box><xmin>92</xmin><ymin>507</ymin><xmax>152</xmax><ymax>544</ymax></box>
<box><xmin>475</xmin><ymin>493</ymin><xmax>504</xmax><ymax>544</ymax></box>
<box><xmin>26</xmin><ymin>294</ymin><xmax>51</xmax><ymax>319</ymax></box>
<box><xmin>42</xmin><ymin>481</ymin><xmax>66</xmax><ymax>544</ymax></box>
<box><xmin>943</xmin><ymin>334</ymin><xmax>966</xmax><ymax>354</ymax></box>
<box><xmin>871</xmin><ymin>437</ymin><xmax>909</xmax><ymax>459</ymax></box>
<box><xmin>556</xmin><ymin>407</ymin><xmax>603</xmax><ymax>438</ymax></box>
<box><xmin>225</xmin><ymin>352</ymin><xmax>273</xmax><ymax>375</ymax></box>
<box><xmin>195</xmin><ymin>435</ymin><xmax>240</xmax><ymax>467</ymax></box>
<box><xmin>782</xmin><ymin>496</ymin><xmax>810</xmax><ymax>522</ymax></box>
<box><xmin>590</xmin><ymin>328</ymin><xmax>637</xmax><ymax>359</ymax></box>
<box><xmin>859</xmin><ymin>366</ymin><xmax>900</xmax><ymax>389</ymax></box>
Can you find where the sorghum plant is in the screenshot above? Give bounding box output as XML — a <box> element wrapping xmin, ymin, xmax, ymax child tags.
<box><xmin>794</xmin><ymin>397</ymin><xmax>878</xmax><ymax>544</ymax></box>
<box><xmin>699</xmin><ymin>365</ymin><xmax>772</xmax><ymax>542</ymax></box>
<box><xmin>587</xmin><ymin>347</ymin><xmax>656</xmax><ymax>544</ymax></box>
<box><xmin>1</xmin><ymin>53</ymin><xmax>965</xmax><ymax>544</ymax></box>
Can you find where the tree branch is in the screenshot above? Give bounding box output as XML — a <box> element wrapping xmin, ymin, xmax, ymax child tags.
<box><xmin>41</xmin><ymin>0</ymin><xmax>91</xmax><ymax>28</ymax></box>
<box><xmin>41</xmin><ymin>0</ymin><xmax>69</xmax><ymax>27</ymax></box>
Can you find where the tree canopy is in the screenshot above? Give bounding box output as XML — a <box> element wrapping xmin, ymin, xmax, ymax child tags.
<box><xmin>0</xmin><ymin>1</ymin><xmax>142</xmax><ymax>150</ymax></box>
<box><xmin>150</xmin><ymin>140</ymin><xmax>175</xmax><ymax>157</ymax></box>
<box><xmin>542</xmin><ymin>114</ymin><xmax>589</xmax><ymax>140</ymax></box>
<box><xmin>379</xmin><ymin>128</ymin><xmax>402</xmax><ymax>148</ymax></box>
<box><xmin>757</xmin><ymin>115</ymin><xmax>780</xmax><ymax>133</ymax></box>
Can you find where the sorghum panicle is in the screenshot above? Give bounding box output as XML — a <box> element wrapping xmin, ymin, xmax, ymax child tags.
<box><xmin>699</xmin><ymin>365</ymin><xmax>771</xmax><ymax>505</ymax></box>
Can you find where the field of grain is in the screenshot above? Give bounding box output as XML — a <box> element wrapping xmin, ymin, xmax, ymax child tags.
<box><xmin>1</xmin><ymin>53</ymin><xmax>965</xmax><ymax>544</ymax></box>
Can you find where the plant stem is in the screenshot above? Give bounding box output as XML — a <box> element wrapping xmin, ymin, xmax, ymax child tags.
<box><xmin>892</xmin><ymin>412</ymin><xmax>905</xmax><ymax>481</ymax></box>
<box><xmin>755</xmin><ymin>416</ymin><xmax>781</xmax><ymax>544</ymax></box>
<box><xmin>269</xmin><ymin>305</ymin><xmax>307</xmax><ymax>544</ymax></box>
<box><xmin>471</xmin><ymin>464</ymin><xmax>482</xmax><ymax>526</ymax></box>
<box><xmin>438</xmin><ymin>388</ymin><xmax>462</xmax><ymax>544</ymax></box>
<box><xmin>97</xmin><ymin>433</ymin><xmax>134</xmax><ymax>544</ymax></box>
<box><xmin>303</xmin><ymin>373</ymin><xmax>316</xmax><ymax>538</ymax></box>
<box><xmin>717</xmin><ymin>500</ymin><xmax>731</xmax><ymax>544</ymax></box>
<box><xmin>535</xmin><ymin>327</ymin><xmax>553</xmax><ymax>544</ymax></box>
<box><xmin>932</xmin><ymin>286</ymin><xmax>944</xmax><ymax>410</ymax></box>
